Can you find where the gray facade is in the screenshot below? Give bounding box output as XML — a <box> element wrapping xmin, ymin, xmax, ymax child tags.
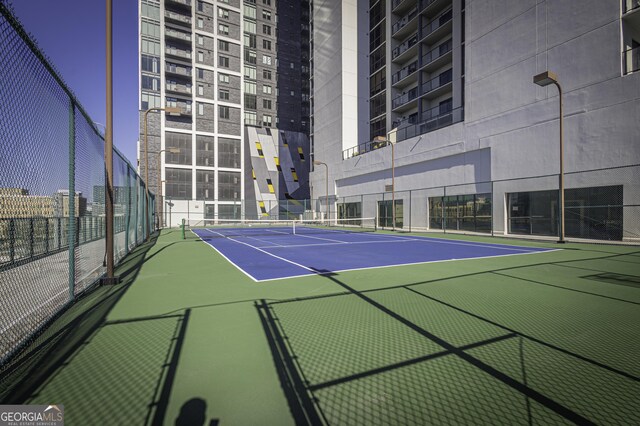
<box><xmin>310</xmin><ymin>0</ymin><xmax>640</xmax><ymax>241</ymax></box>
<box><xmin>139</xmin><ymin>0</ymin><xmax>311</xmax><ymax>225</ymax></box>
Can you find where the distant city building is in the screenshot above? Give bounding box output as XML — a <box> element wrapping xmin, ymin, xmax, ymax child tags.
<box><xmin>0</xmin><ymin>188</ymin><xmax>54</xmax><ymax>218</ymax></box>
<box><xmin>52</xmin><ymin>190</ymin><xmax>87</xmax><ymax>218</ymax></box>
<box><xmin>138</xmin><ymin>0</ymin><xmax>311</xmax><ymax>223</ymax></box>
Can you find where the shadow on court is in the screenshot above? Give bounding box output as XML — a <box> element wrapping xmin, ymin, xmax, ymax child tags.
<box><xmin>257</xmin><ymin>257</ymin><xmax>640</xmax><ymax>424</ymax></box>
<box><xmin>0</xmin><ymin>234</ymin><xmax>197</xmax><ymax>425</ymax></box>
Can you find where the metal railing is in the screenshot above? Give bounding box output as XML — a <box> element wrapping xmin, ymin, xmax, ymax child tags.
<box><xmin>624</xmin><ymin>0</ymin><xmax>640</xmax><ymax>13</ymax></box>
<box><xmin>421</xmin><ymin>39</ymin><xmax>452</xmax><ymax>68</ymax></box>
<box><xmin>165</xmin><ymin>10</ymin><xmax>192</xmax><ymax>25</ymax></box>
<box><xmin>0</xmin><ymin>3</ymin><xmax>154</xmax><ymax>369</ymax></box>
<box><xmin>421</xmin><ymin>8</ymin><xmax>452</xmax><ymax>41</ymax></box>
<box><xmin>392</xmin><ymin>33</ymin><xmax>418</xmax><ymax>60</ymax></box>
<box><xmin>391</xmin><ymin>7</ymin><xmax>418</xmax><ymax>35</ymax></box>
<box><xmin>623</xmin><ymin>46</ymin><xmax>640</xmax><ymax>75</ymax></box>
<box><xmin>165</xmin><ymin>27</ymin><xmax>192</xmax><ymax>42</ymax></box>
<box><xmin>392</xmin><ymin>60</ymin><xmax>418</xmax><ymax>85</ymax></box>
<box><xmin>421</xmin><ymin>68</ymin><xmax>453</xmax><ymax>96</ymax></box>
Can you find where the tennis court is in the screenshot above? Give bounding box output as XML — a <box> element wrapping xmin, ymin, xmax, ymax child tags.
<box><xmin>189</xmin><ymin>219</ymin><xmax>556</xmax><ymax>281</ymax></box>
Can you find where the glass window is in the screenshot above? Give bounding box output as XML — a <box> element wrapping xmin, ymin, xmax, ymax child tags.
<box><xmin>243</xmin><ymin>4</ymin><xmax>256</xmax><ymax>19</ymax></box>
<box><xmin>141</xmin><ymin>55</ymin><xmax>159</xmax><ymax>73</ymax></box>
<box><xmin>198</xmin><ymin>103</ymin><xmax>204</xmax><ymax>115</ymax></box>
<box><xmin>218</xmin><ymin>138</ymin><xmax>241</xmax><ymax>168</ymax></box>
<box><xmin>263</xmin><ymin>39</ymin><xmax>271</xmax><ymax>50</ymax></box>
<box><xmin>218</xmin><ymin>171</ymin><xmax>241</xmax><ymax>201</ymax></box>
<box><xmin>219</xmin><ymin>105</ymin><xmax>230</xmax><ymax>119</ymax></box>
<box><xmin>218</xmin><ymin>24</ymin><xmax>229</xmax><ymax>35</ymax></box>
<box><xmin>262</xmin><ymin>115</ymin><xmax>272</xmax><ymax>126</ymax></box>
<box><xmin>262</xmin><ymin>99</ymin><xmax>272</xmax><ymax>109</ymax></box>
<box><xmin>197</xmin><ymin>17</ymin><xmax>204</xmax><ymax>29</ymax></box>
<box><xmin>219</xmin><ymin>89</ymin><xmax>230</xmax><ymax>100</ymax></box>
<box><xmin>244</xmin><ymin>111</ymin><xmax>258</xmax><ymax>126</ymax></box>
<box><xmin>196</xmin><ymin>135</ymin><xmax>215</xmax><ymax>167</ymax></box>
<box><xmin>244</xmin><ymin>81</ymin><xmax>256</xmax><ymax>94</ymax></box>
<box><xmin>218</xmin><ymin>8</ymin><xmax>229</xmax><ymax>19</ymax></box>
<box><xmin>219</xmin><ymin>56</ymin><xmax>229</xmax><ymax>67</ymax></box>
<box><xmin>165</xmin><ymin>132</ymin><xmax>192</xmax><ymax>165</ymax></box>
<box><xmin>141</xmin><ymin>39</ymin><xmax>160</xmax><ymax>55</ymax></box>
<box><xmin>196</xmin><ymin>170</ymin><xmax>215</xmax><ymax>200</ymax></box>
<box><xmin>263</xmin><ymin>24</ymin><xmax>271</xmax><ymax>35</ymax></box>
<box><xmin>218</xmin><ymin>204</ymin><xmax>242</xmax><ymax>219</ymax></box>
<box><xmin>165</xmin><ymin>168</ymin><xmax>192</xmax><ymax>200</ymax></box>
<box><xmin>244</xmin><ymin>66</ymin><xmax>256</xmax><ymax>80</ymax></box>
<box><xmin>262</xmin><ymin>84</ymin><xmax>272</xmax><ymax>94</ymax></box>
<box><xmin>219</xmin><ymin>73</ymin><xmax>229</xmax><ymax>84</ymax></box>
<box><xmin>141</xmin><ymin>20</ymin><xmax>160</xmax><ymax>37</ymax></box>
<box><xmin>262</xmin><ymin>54</ymin><xmax>272</xmax><ymax>65</ymax></box>
<box><xmin>244</xmin><ymin>20</ymin><xmax>256</xmax><ymax>34</ymax></box>
<box><xmin>244</xmin><ymin>33</ymin><xmax>257</xmax><ymax>48</ymax></box>
<box><xmin>141</xmin><ymin>1</ymin><xmax>160</xmax><ymax>20</ymax></box>
<box><xmin>141</xmin><ymin>74</ymin><xmax>160</xmax><ymax>91</ymax></box>
<box><xmin>263</xmin><ymin>69</ymin><xmax>271</xmax><ymax>80</ymax></box>
<box><xmin>262</xmin><ymin>10</ymin><xmax>271</xmax><ymax>20</ymax></box>
<box><xmin>378</xmin><ymin>200</ymin><xmax>403</xmax><ymax>228</ymax></box>
<box><xmin>219</xmin><ymin>40</ymin><xmax>229</xmax><ymax>52</ymax></box>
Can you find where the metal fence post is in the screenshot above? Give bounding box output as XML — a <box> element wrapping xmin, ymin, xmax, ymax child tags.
<box><xmin>9</xmin><ymin>218</ymin><xmax>15</xmax><ymax>263</ymax></box>
<box><xmin>45</xmin><ymin>218</ymin><xmax>50</xmax><ymax>254</ymax></box>
<box><xmin>68</xmin><ymin>101</ymin><xmax>76</xmax><ymax>301</ymax></box>
<box><xmin>29</xmin><ymin>218</ymin><xmax>34</xmax><ymax>258</ymax></box>
<box><xmin>491</xmin><ymin>180</ymin><xmax>495</xmax><ymax>237</ymax></box>
<box><xmin>442</xmin><ymin>186</ymin><xmax>447</xmax><ymax>233</ymax></box>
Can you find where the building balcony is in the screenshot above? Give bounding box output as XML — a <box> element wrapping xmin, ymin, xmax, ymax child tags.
<box><xmin>165</xmin><ymin>10</ymin><xmax>192</xmax><ymax>26</ymax></box>
<box><xmin>392</xmin><ymin>0</ymin><xmax>413</xmax><ymax>14</ymax></box>
<box><xmin>166</xmin><ymin>0</ymin><xmax>192</xmax><ymax>7</ymax></box>
<box><xmin>166</xmin><ymin>83</ymin><xmax>193</xmax><ymax>95</ymax></box>
<box><xmin>420</xmin><ymin>8</ymin><xmax>452</xmax><ymax>45</ymax></box>
<box><xmin>624</xmin><ymin>0</ymin><xmax>640</xmax><ymax>13</ymax></box>
<box><xmin>623</xmin><ymin>46</ymin><xmax>640</xmax><ymax>74</ymax></box>
<box><xmin>165</xmin><ymin>63</ymin><xmax>192</xmax><ymax>78</ymax></box>
<box><xmin>165</xmin><ymin>27</ymin><xmax>192</xmax><ymax>43</ymax></box>
<box><xmin>165</xmin><ymin>46</ymin><xmax>192</xmax><ymax>60</ymax></box>
<box><xmin>420</xmin><ymin>68</ymin><xmax>452</xmax><ymax>99</ymax></box>
<box><xmin>166</xmin><ymin>100</ymin><xmax>192</xmax><ymax>116</ymax></box>
<box><xmin>392</xmin><ymin>33</ymin><xmax>419</xmax><ymax>62</ymax></box>
<box><xmin>392</xmin><ymin>86</ymin><xmax>420</xmax><ymax>112</ymax></box>
<box><xmin>420</xmin><ymin>39</ymin><xmax>452</xmax><ymax>72</ymax></box>
<box><xmin>394</xmin><ymin>106</ymin><xmax>464</xmax><ymax>142</ymax></box>
<box><xmin>392</xmin><ymin>7</ymin><xmax>419</xmax><ymax>40</ymax></box>
<box><xmin>392</xmin><ymin>60</ymin><xmax>419</xmax><ymax>88</ymax></box>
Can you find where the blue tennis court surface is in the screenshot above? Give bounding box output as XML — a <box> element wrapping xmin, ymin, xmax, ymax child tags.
<box><xmin>192</xmin><ymin>227</ymin><xmax>556</xmax><ymax>281</ymax></box>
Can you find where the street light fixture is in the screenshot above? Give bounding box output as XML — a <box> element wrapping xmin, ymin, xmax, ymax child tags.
<box><xmin>143</xmin><ymin>106</ymin><xmax>181</xmax><ymax>240</ymax></box>
<box><xmin>157</xmin><ymin>147</ymin><xmax>180</xmax><ymax>230</ymax></box>
<box><xmin>313</xmin><ymin>160</ymin><xmax>329</xmax><ymax>221</ymax></box>
<box><xmin>533</xmin><ymin>71</ymin><xmax>565</xmax><ymax>243</ymax></box>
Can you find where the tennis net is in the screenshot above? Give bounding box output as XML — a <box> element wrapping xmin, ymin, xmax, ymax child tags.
<box><xmin>184</xmin><ymin>217</ymin><xmax>377</xmax><ymax>239</ymax></box>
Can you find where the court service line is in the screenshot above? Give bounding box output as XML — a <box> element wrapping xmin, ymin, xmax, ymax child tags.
<box><xmin>191</xmin><ymin>229</ymin><xmax>259</xmax><ymax>282</ymax></box>
<box><xmin>256</xmin><ymin>249</ymin><xmax>562</xmax><ymax>282</ymax></box>
<box><xmin>205</xmin><ymin>231</ymin><xmax>318</xmax><ymax>273</ymax></box>
<box><xmin>256</xmin><ymin>238</ymin><xmax>423</xmax><ymax>249</ymax></box>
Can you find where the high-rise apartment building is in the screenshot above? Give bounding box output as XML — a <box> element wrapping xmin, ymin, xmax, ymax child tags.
<box><xmin>138</xmin><ymin>0</ymin><xmax>311</xmax><ymax>224</ymax></box>
<box><xmin>310</xmin><ymin>0</ymin><xmax>640</xmax><ymax>240</ymax></box>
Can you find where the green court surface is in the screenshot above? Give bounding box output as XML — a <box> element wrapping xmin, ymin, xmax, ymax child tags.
<box><xmin>2</xmin><ymin>229</ymin><xmax>639</xmax><ymax>425</ymax></box>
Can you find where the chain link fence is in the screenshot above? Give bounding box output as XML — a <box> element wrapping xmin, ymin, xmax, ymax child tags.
<box><xmin>165</xmin><ymin>163</ymin><xmax>639</xmax><ymax>244</ymax></box>
<box><xmin>0</xmin><ymin>3</ymin><xmax>154</xmax><ymax>370</ymax></box>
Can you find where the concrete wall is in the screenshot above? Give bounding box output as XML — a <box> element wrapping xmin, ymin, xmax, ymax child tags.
<box><xmin>311</xmin><ymin>0</ymin><xmax>640</xmax><ymax>237</ymax></box>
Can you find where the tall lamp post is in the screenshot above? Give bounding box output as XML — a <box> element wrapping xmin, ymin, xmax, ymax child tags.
<box><xmin>313</xmin><ymin>160</ymin><xmax>329</xmax><ymax>221</ymax></box>
<box><xmin>157</xmin><ymin>147</ymin><xmax>180</xmax><ymax>229</ymax></box>
<box><xmin>533</xmin><ymin>71</ymin><xmax>565</xmax><ymax>243</ymax></box>
<box><xmin>143</xmin><ymin>106</ymin><xmax>180</xmax><ymax>240</ymax></box>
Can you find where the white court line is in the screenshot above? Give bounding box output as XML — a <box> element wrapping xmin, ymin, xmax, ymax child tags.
<box><xmin>192</xmin><ymin>229</ymin><xmax>258</xmax><ymax>282</ymax></box>
<box><xmin>256</xmin><ymin>249</ymin><xmax>562</xmax><ymax>282</ymax></box>
<box><xmin>200</xmin><ymin>229</ymin><xmax>316</xmax><ymax>274</ymax></box>
<box><xmin>256</xmin><ymin>238</ymin><xmax>422</xmax><ymax>249</ymax></box>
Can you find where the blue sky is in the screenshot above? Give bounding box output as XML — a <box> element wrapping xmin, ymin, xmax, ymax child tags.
<box><xmin>10</xmin><ymin>0</ymin><xmax>140</xmax><ymax>166</ymax></box>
